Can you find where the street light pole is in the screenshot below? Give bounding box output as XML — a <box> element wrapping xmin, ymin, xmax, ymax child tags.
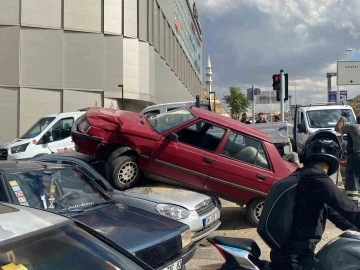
<box><xmin>337</xmin><ymin>49</ymin><xmax>353</xmax><ymax>104</ymax></box>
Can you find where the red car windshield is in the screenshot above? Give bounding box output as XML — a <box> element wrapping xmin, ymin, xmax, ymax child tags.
<box><xmin>147</xmin><ymin>108</ymin><xmax>195</xmax><ymax>133</ymax></box>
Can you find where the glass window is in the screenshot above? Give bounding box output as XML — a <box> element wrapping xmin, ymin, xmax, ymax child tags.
<box><xmin>62</xmin><ymin>160</ymin><xmax>108</xmax><ymax>191</ymax></box>
<box><xmin>153</xmin><ymin>3</ymin><xmax>159</xmax><ymax>51</ymax></box>
<box><xmin>221</xmin><ymin>131</ymin><xmax>270</xmax><ymax>169</ymax></box>
<box><xmin>148</xmin><ymin>0</ymin><xmax>154</xmax><ymax>44</ymax></box>
<box><xmin>306</xmin><ymin>109</ymin><xmax>356</xmax><ymax>128</ymax></box>
<box><xmin>45</xmin><ymin>117</ymin><xmax>74</xmax><ymax>143</ymax></box>
<box><xmin>0</xmin><ymin>224</ymin><xmax>146</xmax><ymax>270</ymax></box>
<box><xmin>148</xmin><ymin>108</ymin><xmax>194</xmax><ymax>133</ymax></box>
<box><xmin>20</xmin><ymin>117</ymin><xmax>55</xmax><ymax>139</ymax></box>
<box><xmin>90</xmin><ymin>160</ymin><xmax>107</xmax><ymax>179</ymax></box>
<box><xmin>160</xmin><ymin>12</ymin><xmax>165</xmax><ymax>59</ymax></box>
<box><xmin>138</xmin><ymin>0</ymin><xmax>148</xmax><ymax>41</ymax></box>
<box><xmin>144</xmin><ymin>109</ymin><xmax>160</xmax><ymax>116</ymax></box>
<box><xmin>62</xmin><ymin>161</ymin><xmax>94</xmax><ymax>179</ymax></box>
<box><xmin>176</xmin><ymin>121</ymin><xmax>226</xmax><ymax>152</ymax></box>
<box><xmin>4</xmin><ymin>168</ymin><xmax>111</xmax><ymax>212</ymax></box>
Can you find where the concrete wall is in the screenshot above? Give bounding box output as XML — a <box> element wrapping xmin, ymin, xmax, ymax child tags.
<box><xmin>19</xmin><ymin>88</ymin><xmax>61</xmax><ymax>136</ymax></box>
<box><xmin>0</xmin><ymin>0</ymin><xmax>200</xmax><ymax>144</ymax></box>
<box><xmin>0</xmin><ymin>87</ymin><xmax>18</xmax><ymax>142</ymax></box>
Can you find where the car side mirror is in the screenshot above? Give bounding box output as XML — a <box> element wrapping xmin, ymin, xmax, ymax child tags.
<box><xmin>297</xmin><ymin>123</ymin><xmax>306</xmax><ymax>133</ymax></box>
<box><xmin>42</xmin><ymin>132</ymin><xmax>53</xmax><ymax>144</ymax></box>
<box><xmin>167</xmin><ymin>132</ymin><xmax>179</xmax><ymax>143</ymax></box>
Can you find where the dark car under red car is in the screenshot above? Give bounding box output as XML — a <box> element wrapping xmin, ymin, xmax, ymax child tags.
<box><xmin>71</xmin><ymin>106</ymin><xmax>296</xmax><ymax>226</ymax></box>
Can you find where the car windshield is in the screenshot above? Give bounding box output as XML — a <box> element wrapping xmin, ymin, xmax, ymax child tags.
<box><xmin>3</xmin><ymin>168</ymin><xmax>112</xmax><ymax>213</ymax></box>
<box><xmin>20</xmin><ymin>117</ymin><xmax>55</xmax><ymax>139</ymax></box>
<box><xmin>148</xmin><ymin>108</ymin><xmax>195</xmax><ymax>133</ymax></box>
<box><xmin>306</xmin><ymin>109</ymin><xmax>356</xmax><ymax>128</ymax></box>
<box><xmin>0</xmin><ymin>223</ymin><xmax>146</xmax><ymax>270</ymax></box>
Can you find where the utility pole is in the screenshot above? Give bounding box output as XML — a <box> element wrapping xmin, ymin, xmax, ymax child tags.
<box><xmin>280</xmin><ymin>69</ymin><xmax>285</xmax><ymax>122</ymax></box>
<box><xmin>252</xmin><ymin>85</ymin><xmax>255</xmax><ymax>124</ymax></box>
<box><xmin>247</xmin><ymin>86</ymin><xmax>261</xmax><ymax>124</ymax></box>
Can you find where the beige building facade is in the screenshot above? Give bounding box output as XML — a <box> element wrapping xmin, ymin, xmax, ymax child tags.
<box><xmin>0</xmin><ymin>0</ymin><xmax>202</xmax><ymax>143</ymax></box>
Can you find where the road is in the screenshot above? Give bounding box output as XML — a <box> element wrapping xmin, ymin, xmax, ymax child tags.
<box><xmin>188</xmin><ymin>172</ymin><xmax>345</xmax><ymax>269</ymax></box>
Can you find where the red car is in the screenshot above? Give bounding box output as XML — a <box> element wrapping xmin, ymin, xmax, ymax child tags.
<box><xmin>71</xmin><ymin>106</ymin><xmax>296</xmax><ymax>226</ymax></box>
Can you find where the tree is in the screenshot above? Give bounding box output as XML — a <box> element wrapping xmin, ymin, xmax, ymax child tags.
<box><xmin>222</xmin><ymin>86</ymin><xmax>251</xmax><ymax>119</ymax></box>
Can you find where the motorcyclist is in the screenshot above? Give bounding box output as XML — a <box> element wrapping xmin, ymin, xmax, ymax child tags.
<box><xmin>270</xmin><ymin>131</ymin><xmax>360</xmax><ymax>270</ymax></box>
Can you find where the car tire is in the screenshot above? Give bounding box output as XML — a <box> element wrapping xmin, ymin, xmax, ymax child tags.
<box><xmin>109</xmin><ymin>155</ymin><xmax>141</xmax><ymax>190</ymax></box>
<box><xmin>246</xmin><ymin>198</ymin><xmax>265</xmax><ymax>227</ymax></box>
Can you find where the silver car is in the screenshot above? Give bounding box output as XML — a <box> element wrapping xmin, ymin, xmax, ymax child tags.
<box><xmin>33</xmin><ymin>151</ymin><xmax>222</xmax><ymax>242</ymax></box>
<box><xmin>117</xmin><ymin>183</ymin><xmax>222</xmax><ymax>242</ymax></box>
<box><xmin>0</xmin><ymin>203</ymin><xmax>154</xmax><ymax>270</ymax></box>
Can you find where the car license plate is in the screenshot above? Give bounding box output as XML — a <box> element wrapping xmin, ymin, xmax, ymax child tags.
<box><xmin>161</xmin><ymin>259</ymin><xmax>182</xmax><ymax>270</ymax></box>
<box><xmin>203</xmin><ymin>211</ymin><xmax>220</xmax><ymax>226</ymax></box>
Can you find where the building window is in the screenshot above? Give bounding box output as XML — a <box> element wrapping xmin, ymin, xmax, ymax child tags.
<box><xmin>138</xmin><ymin>0</ymin><xmax>148</xmax><ymax>41</ymax></box>
<box><xmin>154</xmin><ymin>3</ymin><xmax>159</xmax><ymax>52</ymax></box>
<box><xmin>160</xmin><ymin>12</ymin><xmax>165</xmax><ymax>59</ymax></box>
<box><xmin>148</xmin><ymin>0</ymin><xmax>154</xmax><ymax>45</ymax></box>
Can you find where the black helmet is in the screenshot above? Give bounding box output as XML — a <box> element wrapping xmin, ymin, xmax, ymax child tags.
<box><xmin>300</xmin><ymin>131</ymin><xmax>342</xmax><ymax>176</ymax></box>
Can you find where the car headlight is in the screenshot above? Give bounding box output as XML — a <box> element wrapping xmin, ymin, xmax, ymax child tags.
<box><xmin>155</xmin><ymin>204</ymin><xmax>190</xmax><ymax>220</ymax></box>
<box><xmin>181</xmin><ymin>229</ymin><xmax>192</xmax><ymax>248</ymax></box>
<box><xmin>11</xmin><ymin>143</ymin><xmax>30</xmax><ymax>154</ymax></box>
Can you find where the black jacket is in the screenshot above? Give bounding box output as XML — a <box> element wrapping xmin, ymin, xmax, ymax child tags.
<box><xmin>289</xmin><ymin>165</ymin><xmax>360</xmax><ymax>244</ymax></box>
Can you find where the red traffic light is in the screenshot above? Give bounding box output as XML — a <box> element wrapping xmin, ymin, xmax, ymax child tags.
<box><xmin>273</xmin><ymin>75</ymin><xmax>279</xmax><ymax>81</ymax></box>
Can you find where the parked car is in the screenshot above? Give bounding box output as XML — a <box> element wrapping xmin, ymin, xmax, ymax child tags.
<box><xmin>71</xmin><ymin>106</ymin><xmax>297</xmax><ymax>226</ymax></box>
<box><xmin>0</xmin><ymin>110</ymin><xmax>86</xmax><ymax>161</ymax></box>
<box><xmin>0</xmin><ymin>202</ymin><xmax>155</xmax><ymax>270</ymax></box>
<box><xmin>0</xmin><ymin>161</ymin><xmax>195</xmax><ymax>269</ymax></box>
<box><xmin>140</xmin><ymin>98</ymin><xmax>210</xmax><ymax>116</ymax></box>
<box><xmin>33</xmin><ymin>151</ymin><xmax>222</xmax><ymax>242</ymax></box>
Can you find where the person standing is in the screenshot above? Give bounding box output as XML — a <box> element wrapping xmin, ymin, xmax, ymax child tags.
<box><xmin>240</xmin><ymin>113</ymin><xmax>251</xmax><ymax>124</ymax></box>
<box><xmin>335</xmin><ymin>117</ymin><xmax>360</xmax><ymax>205</ymax></box>
<box><xmin>255</xmin><ymin>112</ymin><xmax>268</xmax><ymax>123</ymax></box>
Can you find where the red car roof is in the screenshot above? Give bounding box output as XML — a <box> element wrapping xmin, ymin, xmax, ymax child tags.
<box><xmin>189</xmin><ymin>106</ymin><xmax>271</xmax><ymax>142</ymax></box>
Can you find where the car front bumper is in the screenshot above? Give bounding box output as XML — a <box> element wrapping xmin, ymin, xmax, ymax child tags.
<box><xmin>155</xmin><ymin>243</ymin><xmax>196</xmax><ymax>270</ymax></box>
<box><xmin>182</xmin><ymin>206</ymin><xmax>222</xmax><ymax>242</ymax></box>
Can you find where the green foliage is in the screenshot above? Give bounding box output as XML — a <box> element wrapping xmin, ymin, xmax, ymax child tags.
<box><xmin>222</xmin><ymin>86</ymin><xmax>251</xmax><ymax>118</ymax></box>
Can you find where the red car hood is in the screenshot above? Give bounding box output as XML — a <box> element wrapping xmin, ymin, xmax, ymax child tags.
<box><xmin>86</xmin><ymin>108</ymin><xmax>160</xmax><ymax>141</ymax></box>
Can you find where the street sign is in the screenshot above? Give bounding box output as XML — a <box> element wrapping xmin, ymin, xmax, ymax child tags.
<box><xmin>329</xmin><ymin>91</ymin><xmax>347</xmax><ymax>104</ymax></box>
<box><xmin>256</xmin><ymin>91</ymin><xmax>277</xmax><ymax>104</ymax></box>
<box><xmin>247</xmin><ymin>88</ymin><xmax>261</xmax><ymax>101</ymax></box>
<box><xmin>337</xmin><ymin>61</ymin><xmax>360</xmax><ymax>85</ymax></box>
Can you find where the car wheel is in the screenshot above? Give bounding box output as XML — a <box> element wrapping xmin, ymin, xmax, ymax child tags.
<box><xmin>109</xmin><ymin>155</ymin><xmax>140</xmax><ymax>190</ymax></box>
<box><xmin>246</xmin><ymin>198</ymin><xmax>265</xmax><ymax>227</ymax></box>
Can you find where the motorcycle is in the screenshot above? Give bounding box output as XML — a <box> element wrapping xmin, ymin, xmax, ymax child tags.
<box><xmin>207</xmin><ymin>230</ymin><xmax>360</xmax><ymax>270</ymax></box>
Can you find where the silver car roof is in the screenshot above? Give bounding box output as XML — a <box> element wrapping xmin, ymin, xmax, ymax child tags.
<box><xmin>0</xmin><ymin>203</ymin><xmax>69</xmax><ymax>242</ymax></box>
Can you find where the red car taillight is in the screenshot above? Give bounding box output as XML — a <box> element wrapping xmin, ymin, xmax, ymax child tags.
<box><xmin>78</xmin><ymin>119</ymin><xmax>91</xmax><ymax>133</ymax></box>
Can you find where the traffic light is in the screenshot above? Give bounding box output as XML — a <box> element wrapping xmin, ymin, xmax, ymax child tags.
<box><xmin>284</xmin><ymin>73</ymin><xmax>288</xmax><ymax>101</ymax></box>
<box><xmin>272</xmin><ymin>74</ymin><xmax>280</xmax><ymax>91</ymax></box>
<box><xmin>275</xmin><ymin>73</ymin><xmax>289</xmax><ymax>101</ymax></box>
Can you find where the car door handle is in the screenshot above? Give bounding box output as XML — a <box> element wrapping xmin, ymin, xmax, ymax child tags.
<box><xmin>257</xmin><ymin>173</ymin><xmax>266</xmax><ymax>180</ymax></box>
<box><xmin>203</xmin><ymin>157</ymin><xmax>213</xmax><ymax>164</ymax></box>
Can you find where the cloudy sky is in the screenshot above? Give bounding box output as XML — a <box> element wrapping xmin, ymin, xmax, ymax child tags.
<box><xmin>196</xmin><ymin>0</ymin><xmax>360</xmax><ymax>113</ymax></box>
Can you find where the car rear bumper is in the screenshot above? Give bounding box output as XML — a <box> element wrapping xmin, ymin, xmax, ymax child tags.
<box><xmin>71</xmin><ymin>117</ymin><xmax>103</xmax><ymax>156</ymax></box>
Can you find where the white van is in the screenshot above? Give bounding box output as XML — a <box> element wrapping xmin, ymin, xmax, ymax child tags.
<box><xmin>0</xmin><ymin>111</ymin><xmax>85</xmax><ymax>161</ymax></box>
<box><xmin>140</xmin><ymin>99</ymin><xmax>210</xmax><ymax>116</ymax></box>
<box><xmin>293</xmin><ymin>104</ymin><xmax>356</xmax><ymax>153</ymax></box>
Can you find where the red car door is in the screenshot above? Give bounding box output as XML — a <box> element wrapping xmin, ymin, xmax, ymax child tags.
<box><xmin>147</xmin><ymin>121</ymin><xmax>227</xmax><ymax>189</ymax></box>
<box><xmin>204</xmin><ymin>130</ymin><xmax>275</xmax><ymax>204</ymax></box>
